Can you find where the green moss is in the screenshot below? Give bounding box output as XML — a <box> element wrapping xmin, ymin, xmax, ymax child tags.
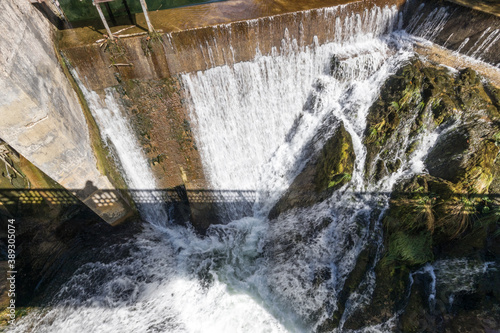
<box><xmin>328</xmin><ymin>173</ymin><xmax>351</xmax><ymax>189</ymax></box>
<box><xmin>0</xmin><ymin>306</ymin><xmax>33</xmax><ymax>327</ymax></box>
<box><xmin>314</xmin><ymin>124</ymin><xmax>355</xmax><ymax>192</ymax></box>
<box><xmin>387</xmin><ymin>231</ymin><xmax>433</xmax><ymax>266</ymax></box>
<box><xmin>493</xmin><ymin>131</ymin><xmax>500</xmax><ymax>145</ymax></box>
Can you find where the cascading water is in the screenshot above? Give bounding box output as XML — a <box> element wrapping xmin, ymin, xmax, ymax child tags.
<box><xmin>69</xmin><ymin>71</ymin><xmax>169</xmax><ymax>227</ymax></box>
<box><xmin>9</xmin><ymin>3</ymin><xmax>499</xmax><ymax>333</ymax></box>
<box><xmin>405</xmin><ymin>0</ymin><xmax>500</xmax><ymax>67</ymax></box>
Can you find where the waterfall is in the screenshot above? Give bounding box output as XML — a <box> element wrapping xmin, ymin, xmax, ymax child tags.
<box><xmin>405</xmin><ymin>1</ymin><xmax>500</xmax><ymax>66</ymax></box>
<box><xmin>406</xmin><ymin>6</ymin><xmax>452</xmax><ymax>41</ymax></box>
<box><xmin>182</xmin><ymin>5</ymin><xmax>400</xmax><ymax>195</ymax></box>
<box><xmin>69</xmin><ymin>70</ymin><xmax>169</xmax><ymax>227</ymax></box>
<box><xmin>180</xmin><ymin>5</ymin><xmax>427</xmax><ymax>330</ymax></box>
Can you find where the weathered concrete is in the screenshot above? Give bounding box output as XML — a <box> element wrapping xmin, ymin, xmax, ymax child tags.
<box><xmin>58</xmin><ymin>0</ymin><xmax>405</xmax><ymax>49</ymax></box>
<box><xmin>60</xmin><ymin>0</ymin><xmax>404</xmax><ymax>231</ymax></box>
<box><xmin>62</xmin><ymin>39</ymin><xmax>207</xmax><ymax>193</ymax></box>
<box><xmin>404</xmin><ymin>0</ymin><xmax>500</xmax><ymax>66</ymax></box>
<box><xmin>446</xmin><ymin>0</ymin><xmax>500</xmax><ymax>17</ymax></box>
<box><xmin>163</xmin><ymin>0</ymin><xmax>405</xmax><ymax>74</ymax></box>
<box><xmin>62</xmin><ymin>0</ymin><xmax>405</xmax><ymax>78</ymax></box>
<box><xmin>413</xmin><ymin>42</ymin><xmax>500</xmax><ymax>87</ymax></box>
<box><xmin>0</xmin><ymin>0</ymin><xmax>133</xmax><ymax>224</ymax></box>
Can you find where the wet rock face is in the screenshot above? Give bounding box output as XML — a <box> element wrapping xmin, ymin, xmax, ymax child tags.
<box><xmin>425</xmin><ymin>127</ymin><xmax>470</xmax><ymax>182</ymax></box>
<box><xmin>403</xmin><ymin>0</ymin><xmax>500</xmax><ymax>67</ymax></box>
<box><xmin>425</xmin><ymin>68</ymin><xmax>500</xmax><ymax>193</ymax></box>
<box><xmin>363</xmin><ymin>60</ymin><xmax>500</xmax><ymax>187</ymax></box>
<box><xmin>363</xmin><ymin>59</ymin><xmax>428</xmax><ymax>182</ymax></box>
<box><xmin>344</xmin><ymin>61</ymin><xmax>500</xmax><ymax>330</ymax></box>
<box><xmin>268</xmin><ymin>121</ymin><xmax>355</xmax><ymax>220</ymax></box>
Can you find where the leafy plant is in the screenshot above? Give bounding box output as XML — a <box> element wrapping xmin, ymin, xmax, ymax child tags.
<box><xmin>387</xmin><ymin>231</ymin><xmax>433</xmax><ymax>266</ymax></box>
<box><xmin>366</xmin><ymin>119</ymin><xmax>386</xmax><ymax>144</ymax></box>
<box><xmin>493</xmin><ymin>131</ymin><xmax>500</xmax><ymax>146</ymax></box>
<box><xmin>415</xmin><ymin>195</ymin><xmax>437</xmax><ymax>233</ymax></box>
<box><xmin>390</xmin><ymin>101</ymin><xmax>400</xmax><ymax>111</ymax></box>
<box><xmin>328</xmin><ymin>173</ymin><xmax>352</xmax><ymax>189</ymax></box>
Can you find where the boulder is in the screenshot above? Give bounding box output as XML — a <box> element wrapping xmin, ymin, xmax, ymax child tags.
<box><xmin>269</xmin><ymin>121</ymin><xmax>355</xmax><ymax>219</ymax></box>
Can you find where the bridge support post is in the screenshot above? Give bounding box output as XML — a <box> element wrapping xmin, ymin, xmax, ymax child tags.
<box><xmin>139</xmin><ymin>0</ymin><xmax>154</xmax><ymax>33</ymax></box>
<box><xmin>94</xmin><ymin>1</ymin><xmax>114</xmax><ymax>40</ymax></box>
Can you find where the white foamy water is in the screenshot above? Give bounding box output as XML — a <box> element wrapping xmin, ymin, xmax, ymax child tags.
<box><xmin>182</xmin><ymin>5</ymin><xmax>400</xmax><ymax>194</ymax></box>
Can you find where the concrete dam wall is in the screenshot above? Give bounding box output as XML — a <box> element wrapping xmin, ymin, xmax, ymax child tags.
<box><xmin>62</xmin><ymin>0</ymin><xmax>406</xmax><ymax>85</ymax></box>
<box><xmin>404</xmin><ymin>0</ymin><xmax>500</xmax><ymax>67</ymax></box>
<box><xmin>0</xmin><ymin>0</ymin><xmax>132</xmax><ymax>225</ymax></box>
<box><xmin>59</xmin><ymin>0</ymin><xmax>406</xmax><ymax>230</ymax></box>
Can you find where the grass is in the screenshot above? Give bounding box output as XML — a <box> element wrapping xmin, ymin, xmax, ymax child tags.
<box><xmin>439</xmin><ymin>195</ymin><xmax>478</xmax><ymax>239</ymax></box>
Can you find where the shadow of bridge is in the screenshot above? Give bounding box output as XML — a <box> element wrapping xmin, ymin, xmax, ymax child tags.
<box><xmin>1</xmin><ymin>187</ymin><xmax>499</xmax><ymax>207</ymax></box>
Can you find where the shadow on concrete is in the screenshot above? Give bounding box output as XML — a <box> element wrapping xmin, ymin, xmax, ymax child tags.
<box><xmin>0</xmin><ymin>187</ymin><xmax>260</xmax><ymax>213</ymax></box>
<box><xmin>1</xmin><ymin>186</ymin><xmax>499</xmax><ymax>231</ymax></box>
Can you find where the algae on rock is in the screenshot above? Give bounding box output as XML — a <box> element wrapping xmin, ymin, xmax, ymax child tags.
<box><xmin>269</xmin><ymin>121</ymin><xmax>355</xmax><ymax>219</ymax></box>
<box><xmin>343</xmin><ymin>60</ymin><xmax>500</xmax><ymax>330</ymax></box>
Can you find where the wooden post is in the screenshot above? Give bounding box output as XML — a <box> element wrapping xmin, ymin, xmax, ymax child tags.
<box><xmin>94</xmin><ymin>2</ymin><xmax>114</xmax><ymax>40</ymax></box>
<box><xmin>139</xmin><ymin>0</ymin><xmax>154</xmax><ymax>33</ymax></box>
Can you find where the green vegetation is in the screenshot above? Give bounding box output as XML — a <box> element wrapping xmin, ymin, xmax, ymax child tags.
<box><xmin>387</xmin><ymin>231</ymin><xmax>433</xmax><ymax>266</ymax></box>
<box><xmin>315</xmin><ymin>124</ymin><xmax>356</xmax><ymax>192</ymax></box>
<box><xmin>328</xmin><ymin>173</ymin><xmax>351</xmax><ymax>189</ymax></box>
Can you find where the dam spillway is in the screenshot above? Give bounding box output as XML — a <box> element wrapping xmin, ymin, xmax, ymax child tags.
<box><xmin>1</xmin><ymin>0</ymin><xmax>500</xmax><ymax>332</ymax></box>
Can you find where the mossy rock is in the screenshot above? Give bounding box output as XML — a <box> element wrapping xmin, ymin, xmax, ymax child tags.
<box><xmin>425</xmin><ymin>120</ymin><xmax>499</xmax><ymax>193</ymax></box>
<box><xmin>314</xmin><ymin>123</ymin><xmax>355</xmax><ymax>192</ymax></box>
<box><xmin>269</xmin><ymin>122</ymin><xmax>355</xmax><ymax>219</ymax></box>
<box><xmin>363</xmin><ymin>59</ymin><xmax>429</xmax><ymax>180</ymax></box>
<box><xmin>423</xmin><ymin>66</ymin><xmax>500</xmax><ymax>193</ymax></box>
<box><xmin>344</xmin><ymin>62</ymin><xmax>500</xmax><ymax>331</ymax></box>
<box><xmin>383</xmin><ymin>171</ymin><xmax>500</xmax><ymax>263</ymax></box>
<box><xmin>363</xmin><ymin>59</ymin><xmax>500</xmax><ymax>186</ymax></box>
<box><xmin>425</xmin><ymin>127</ymin><xmax>471</xmax><ymax>182</ymax></box>
<box><xmin>342</xmin><ymin>262</ymin><xmax>411</xmax><ymax>330</ymax></box>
